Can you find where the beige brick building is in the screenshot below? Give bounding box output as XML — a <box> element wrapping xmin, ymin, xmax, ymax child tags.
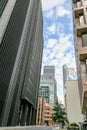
<box><xmin>36</xmin><ymin>97</ymin><xmax>44</xmax><ymax>125</ymax></box>
<box><xmin>43</xmin><ymin>102</ymin><xmax>54</xmax><ymax>126</ymax></box>
<box><xmin>72</xmin><ymin>0</ymin><xmax>87</xmax><ymax>116</ymax></box>
<box><xmin>36</xmin><ymin>97</ymin><xmax>54</xmax><ymax>125</ymax></box>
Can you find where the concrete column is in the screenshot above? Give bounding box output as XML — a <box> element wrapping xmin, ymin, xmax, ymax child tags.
<box><xmin>26</xmin><ymin>106</ymin><xmax>30</xmax><ymax>125</ymax></box>
<box><xmin>20</xmin><ymin>104</ymin><xmax>25</xmax><ymax>125</ymax></box>
<box><xmin>20</xmin><ymin>104</ymin><xmax>28</xmax><ymax>126</ymax></box>
<box><xmin>31</xmin><ymin>108</ymin><xmax>35</xmax><ymax>125</ymax></box>
<box><xmin>84</xmin><ymin>8</ymin><xmax>87</xmax><ymax>24</ymax></box>
<box><xmin>24</xmin><ymin>104</ymin><xmax>29</xmax><ymax>125</ymax></box>
<box><xmin>29</xmin><ymin>106</ymin><xmax>32</xmax><ymax>125</ymax></box>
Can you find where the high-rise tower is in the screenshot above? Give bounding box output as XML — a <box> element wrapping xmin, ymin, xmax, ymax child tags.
<box><xmin>72</xmin><ymin>0</ymin><xmax>87</xmax><ymax>116</ymax></box>
<box><xmin>39</xmin><ymin>66</ymin><xmax>57</xmax><ymax>107</ymax></box>
<box><xmin>0</xmin><ymin>0</ymin><xmax>43</xmax><ymax>126</ymax></box>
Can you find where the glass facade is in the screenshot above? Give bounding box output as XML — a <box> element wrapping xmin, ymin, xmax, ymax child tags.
<box><xmin>39</xmin><ymin>66</ymin><xmax>57</xmax><ymax>107</ymax></box>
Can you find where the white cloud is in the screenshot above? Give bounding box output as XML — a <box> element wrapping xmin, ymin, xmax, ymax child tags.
<box><xmin>41</xmin><ymin>0</ymin><xmax>76</xmax><ymax>104</ymax></box>
<box><xmin>57</xmin><ymin>6</ymin><xmax>70</xmax><ymax>17</ymax></box>
<box><xmin>45</xmin><ymin>10</ymin><xmax>54</xmax><ymax>18</ymax></box>
<box><xmin>47</xmin><ymin>24</ymin><xmax>56</xmax><ymax>34</ymax></box>
<box><xmin>46</xmin><ymin>23</ymin><xmax>64</xmax><ymax>36</ymax></box>
<box><xmin>42</xmin><ymin>33</ymin><xmax>75</xmax><ymax>69</ymax></box>
<box><xmin>46</xmin><ymin>39</ymin><xmax>57</xmax><ymax>48</ymax></box>
<box><xmin>41</xmin><ymin>0</ymin><xmax>67</xmax><ymax>11</ymax></box>
<box><xmin>58</xmin><ymin>95</ymin><xmax>64</xmax><ymax>104</ymax></box>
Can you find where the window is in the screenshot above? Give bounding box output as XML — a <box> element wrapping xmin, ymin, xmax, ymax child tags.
<box><xmin>77</xmin><ymin>1</ymin><xmax>82</xmax><ymax>7</ymax></box>
<box><xmin>44</xmin><ymin>116</ymin><xmax>49</xmax><ymax>118</ymax></box>
<box><xmin>45</xmin><ymin>112</ymin><xmax>49</xmax><ymax>114</ymax></box>
<box><xmin>83</xmin><ymin>0</ymin><xmax>87</xmax><ymax>6</ymax></box>
<box><xmin>45</xmin><ymin>108</ymin><xmax>49</xmax><ymax>110</ymax></box>
<box><xmin>82</xmin><ymin>34</ymin><xmax>87</xmax><ymax>47</ymax></box>
<box><xmin>79</xmin><ymin>15</ymin><xmax>85</xmax><ymax>25</ymax></box>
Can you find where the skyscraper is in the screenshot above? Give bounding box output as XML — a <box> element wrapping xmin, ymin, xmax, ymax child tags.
<box><xmin>0</xmin><ymin>0</ymin><xmax>43</xmax><ymax>126</ymax></box>
<box><xmin>72</xmin><ymin>0</ymin><xmax>87</xmax><ymax>116</ymax></box>
<box><xmin>39</xmin><ymin>66</ymin><xmax>57</xmax><ymax>107</ymax></box>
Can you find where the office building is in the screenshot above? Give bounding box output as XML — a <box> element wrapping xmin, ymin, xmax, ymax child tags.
<box><xmin>72</xmin><ymin>0</ymin><xmax>87</xmax><ymax>116</ymax></box>
<box><xmin>63</xmin><ymin>65</ymin><xmax>83</xmax><ymax>123</ymax></box>
<box><xmin>39</xmin><ymin>66</ymin><xmax>57</xmax><ymax>107</ymax></box>
<box><xmin>0</xmin><ymin>0</ymin><xmax>43</xmax><ymax>126</ymax></box>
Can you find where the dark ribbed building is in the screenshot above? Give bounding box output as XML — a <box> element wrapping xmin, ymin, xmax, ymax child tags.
<box><xmin>0</xmin><ymin>0</ymin><xmax>43</xmax><ymax>126</ymax></box>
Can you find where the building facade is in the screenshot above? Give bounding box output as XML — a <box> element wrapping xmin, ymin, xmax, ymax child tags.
<box><xmin>36</xmin><ymin>97</ymin><xmax>44</xmax><ymax>125</ymax></box>
<box><xmin>63</xmin><ymin>65</ymin><xmax>83</xmax><ymax>123</ymax></box>
<box><xmin>0</xmin><ymin>0</ymin><xmax>43</xmax><ymax>126</ymax></box>
<box><xmin>72</xmin><ymin>0</ymin><xmax>87</xmax><ymax>116</ymax></box>
<box><xmin>39</xmin><ymin>66</ymin><xmax>57</xmax><ymax>107</ymax></box>
<box><xmin>36</xmin><ymin>98</ymin><xmax>54</xmax><ymax>126</ymax></box>
<box><xmin>43</xmin><ymin>103</ymin><xmax>54</xmax><ymax>126</ymax></box>
<box><xmin>64</xmin><ymin>80</ymin><xmax>84</xmax><ymax>123</ymax></box>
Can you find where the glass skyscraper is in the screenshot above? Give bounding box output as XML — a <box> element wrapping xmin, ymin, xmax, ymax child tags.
<box><xmin>39</xmin><ymin>66</ymin><xmax>57</xmax><ymax>107</ymax></box>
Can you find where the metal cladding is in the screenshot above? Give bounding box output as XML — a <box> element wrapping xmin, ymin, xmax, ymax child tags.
<box><xmin>0</xmin><ymin>0</ymin><xmax>9</xmax><ymax>17</ymax></box>
<box><xmin>0</xmin><ymin>0</ymin><xmax>43</xmax><ymax>126</ymax></box>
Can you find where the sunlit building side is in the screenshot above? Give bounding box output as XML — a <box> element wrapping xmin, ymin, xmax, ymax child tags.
<box><xmin>36</xmin><ymin>97</ymin><xmax>44</xmax><ymax>125</ymax></box>
<box><xmin>72</xmin><ymin>0</ymin><xmax>87</xmax><ymax>117</ymax></box>
<box><xmin>63</xmin><ymin>65</ymin><xmax>83</xmax><ymax>123</ymax></box>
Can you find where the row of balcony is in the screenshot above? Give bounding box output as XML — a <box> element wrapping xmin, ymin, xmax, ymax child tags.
<box><xmin>73</xmin><ymin>0</ymin><xmax>87</xmax><ymax>8</ymax></box>
<box><xmin>74</xmin><ymin>8</ymin><xmax>87</xmax><ymax>27</ymax></box>
<box><xmin>73</xmin><ymin>2</ymin><xmax>87</xmax><ymax>61</ymax></box>
<box><xmin>73</xmin><ymin>1</ymin><xmax>87</xmax><ymax>115</ymax></box>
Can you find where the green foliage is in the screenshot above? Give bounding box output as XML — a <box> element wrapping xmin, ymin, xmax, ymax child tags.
<box><xmin>51</xmin><ymin>100</ymin><xmax>69</xmax><ymax>128</ymax></box>
<box><xmin>70</xmin><ymin>123</ymin><xmax>79</xmax><ymax>127</ymax></box>
<box><xmin>68</xmin><ymin>123</ymin><xmax>79</xmax><ymax>129</ymax></box>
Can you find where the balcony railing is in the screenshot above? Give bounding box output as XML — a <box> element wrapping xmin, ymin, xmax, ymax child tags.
<box><xmin>73</xmin><ymin>0</ymin><xmax>87</xmax><ymax>9</ymax></box>
<box><xmin>76</xmin><ymin>25</ymin><xmax>87</xmax><ymax>36</ymax></box>
<box><xmin>82</xmin><ymin>82</ymin><xmax>87</xmax><ymax>113</ymax></box>
<box><xmin>79</xmin><ymin>46</ymin><xmax>87</xmax><ymax>61</ymax></box>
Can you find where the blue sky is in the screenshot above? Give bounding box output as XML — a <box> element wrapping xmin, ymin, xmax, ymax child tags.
<box><xmin>41</xmin><ymin>0</ymin><xmax>76</xmax><ymax>103</ymax></box>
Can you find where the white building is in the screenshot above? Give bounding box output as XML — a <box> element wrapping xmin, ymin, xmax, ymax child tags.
<box><xmin>65</xmin><ymin>80</ymin><xmax>84</xmax><ymax>123</ymax></box>
<box><xmin>63</xmin><ymin>65</ymin><xmax>84</xmax><ymax>123</ymax></box>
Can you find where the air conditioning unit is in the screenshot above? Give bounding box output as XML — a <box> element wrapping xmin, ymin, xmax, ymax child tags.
<box><xmin>79</xmin><ymin>15</ymin><xmax>85</xmax><ymax>25</ymax></box>
<box><xmin>77</xmin><ymin>2</ymin><xmax>82</xmax><ymax>7</ymax></box>
<box><xmin>82</xmin><ymin>34</ymin><xmax>87</xmax><ymax>47</ymax></box>
<box><xmin>83</xmin><ymin>0</ymin><xmax>87</xmax><ymax>6</ymax></box>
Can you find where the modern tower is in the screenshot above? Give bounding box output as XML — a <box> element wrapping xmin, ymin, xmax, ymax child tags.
<box><xmin>0</xmin><ymin>0</ymin><xmax>43</xmax><ymax>126</ymax></box>
<box><xmin>72</xmin><ymin>0</ymin><xmax>87</xmax><ymax>116</ymax></box>
<box><xmin>39</xmin><ymin>66</ymin><xmax>57</xmax><ymax>107</ymax></box>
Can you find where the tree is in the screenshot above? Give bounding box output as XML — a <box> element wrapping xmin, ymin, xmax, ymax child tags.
<box><xmin>51</xmin><ymin>100</ymin><xmax>69</xmax><ymax>128</ymax></box>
